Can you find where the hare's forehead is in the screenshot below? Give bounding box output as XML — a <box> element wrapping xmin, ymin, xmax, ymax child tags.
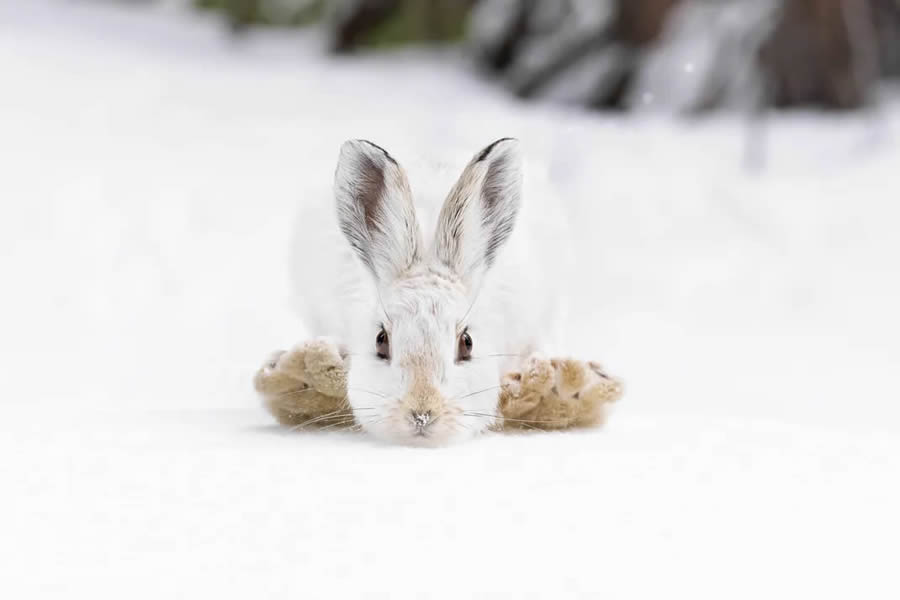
<box><xmin>384</xmin><ymin>272</ymin><xmax>468</xmax><ymax>329</ymax></box>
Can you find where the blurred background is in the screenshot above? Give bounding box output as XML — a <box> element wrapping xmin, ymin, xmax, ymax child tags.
<box><xmin>199</xmin><ymin>0</ymin><xmax>900</xmax><ymax>112</ymax></box>
<box><xmin>1</xmin><ymin>0</ymin><xmax>899</xmax><ymax>430</ymax></box>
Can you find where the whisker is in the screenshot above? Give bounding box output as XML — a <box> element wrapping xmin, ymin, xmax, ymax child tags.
<box><xmin>316</xmin><ymin>418</ymin><xmax>358</xmax><ymax>432</ymax></box>
<box><xmin>452</xmin><ymin>385</ymin><xmax>502</xmax><ymax>402</ymax></box>
<box><xmin>291</xmin><ymin>409</ymin><xmax>345</xmax><ymax>429</ymax></box>
<box><xmin>355</xmin><ymin>415</ymin><xmax>390</xmax><ymax>432</ymax></box>
<box><xmin>461</xmin><ymin>413</ymin><xmax>545</xmax><ymax>431</ymax></box>
<box><xmin>461</xmin><ymin>412</ymin><xmax>569</xmax><ymax>426</ymax></box>
<box><xmin>465</xmin><ymin>411</ymin><xmax>540</xmax><ymax>422</ymax></box>
<box><xmin>332</xmin><ymin>423</ymin><xmax>366</xmax><ymax>433</ymax></box>
<box><xmin>288</xmin><ymin>409</ymin><xmax>355</xmax><ymax>430</ymax></box>
<box><xmin>275</xmin><ymin>387</ymin><xmax>319</xmax><ymax>398</ymax></box>
<box><xmin>341</xmin><ymin>350</ymin><xmax>380</xmax><ymax>357</ymax></box>
<box><xmin>376</xmin><ymin>286</ymin><xmax>394</xmax><ymax>327</ymax></box>
<box><xmin>282</xmin><ymin>406</ymin><xmax>378</xmax><ymax>432</ymax></box>
<box><xmin>450</xmin><ymin>420</ymin><xmax>474</xmax><ymax>433</ymax></box>
<box><xmin>347</xmin><ymin>387</ymin><xmax>388</xmax><ymax>399</ymax></box>
<box><xmin>291</xmin><ymin>406</ymin><xmax>376</xmax><ymax>430</ymax></box>
<box><xmin>460</xmin><ymin>278</ymin><xmax>484</xmax><ymax>325</ymax></box>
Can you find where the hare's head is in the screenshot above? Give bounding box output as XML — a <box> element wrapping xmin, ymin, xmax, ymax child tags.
<box><xmin>334</xmin><ymin>138</ymin><xmax>522</xmax><ymax>446</ymax></box>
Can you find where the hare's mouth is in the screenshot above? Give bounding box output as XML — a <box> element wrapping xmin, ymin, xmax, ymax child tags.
<box><xmin>408</xmin><ymin>412</ymin><xmax>446</xmax><ymax>444</ymax></box>
<box><xmin>362</xmin><ymin>406</ymin><xmax>472</xmax><ymax>446</ymax></box>
<box><xmin>391</xmin><ymin>412</ymin><xmax>464</xmax><ymax>447</ymax></box>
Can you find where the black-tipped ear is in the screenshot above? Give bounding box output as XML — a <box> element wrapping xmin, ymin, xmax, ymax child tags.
<box><xmin>432</xmin><ymin>138</ymin><xmax>522</xmax><ymax>287</ymax></box>
<box><xmin>334</xmin><ymin>140</ymin><xmax>421</xmax><ymax>283</ymax></box>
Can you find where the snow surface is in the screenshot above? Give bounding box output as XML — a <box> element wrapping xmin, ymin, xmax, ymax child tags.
<box><xmin>1</xmin><ymin>1</ymin><xmax>899</xmax><ymax>598</ymax></box>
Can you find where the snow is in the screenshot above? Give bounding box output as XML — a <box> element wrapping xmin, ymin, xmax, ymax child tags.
<box><xmin>1</xmin><ymin>1</ymin><xmax>899</xmax><ymax>598</ymax></box>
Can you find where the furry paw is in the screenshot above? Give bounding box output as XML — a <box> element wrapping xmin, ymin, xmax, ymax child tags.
<box><xmin>498</xmin><ymin>355</ymin><xmax>623</xmax><ymax>430</ymax></box>
<box><xmin>253</xmin><ymin>339</ymin><xmax>352</xmax><ymax>428</ymax></box>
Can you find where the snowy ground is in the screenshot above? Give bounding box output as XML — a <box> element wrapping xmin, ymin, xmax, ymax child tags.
<box><xmin>1</xmin><ymin>1</ymin><xmax>899</xmax><ymax>598</ymax></box>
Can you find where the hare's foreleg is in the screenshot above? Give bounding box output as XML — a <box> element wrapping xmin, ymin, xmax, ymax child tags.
<box><xmin>498</xmin><ymin>355</ymin><xmax>623</xmax><ymax>431</ymax></box>
<box><xmin>253</xmin><ymin>338</ymin><xmax>352</xmax><ymax>428</ymax></box>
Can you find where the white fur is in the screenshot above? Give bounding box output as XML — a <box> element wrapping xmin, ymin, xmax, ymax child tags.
<box><xmin>291</xmin><ymin>139</ymin><xmax>571</xmax><ymax>445</ymax></box>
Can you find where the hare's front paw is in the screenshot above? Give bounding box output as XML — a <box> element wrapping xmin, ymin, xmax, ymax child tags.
<box><xmin>253</xmin><ymin>339</ymin><xmax>351</xmax><ymax>428</ymax></box>
<box><xmin>498</xmin><ymin>355</ymin><xmax>623</xmax><ymax>430</ymax></box>
<box><xmin>271</xmin><ymin>338</ymin><xmax>347</xmax><ymax>398</ymax></box>
<box><xmin>498</xmin><ymin>353</ymin><xmax>554</xmax><ymax>418</ymax></box>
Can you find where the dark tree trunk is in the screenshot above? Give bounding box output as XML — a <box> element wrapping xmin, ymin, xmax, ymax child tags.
<box><xmin>512</xmin><ymin>0</ymin><xmax>682</xmax><ymax>102</ymax></box>
<box><xmin>760</xmin><ymin>0</ymin><xmax>878</xmax><ymax>109</ymax></box>
<box><xmin>612</xmin><ymin>0</ymin><xmax>682</xmax><ymax>47</ymax></box>
<box><xmin>330</xmin><ymin>0</ymin><xmax>478</xmax><ymax>52</ymax></box>
<box><xmin>871</xmin><ymin>0</ymin><xmax>900</xmax><ymax>77</ymax></box>
<box><xmin>480</xmin><ymin>0</ymin><xmax>539</xmax><ymax>72</ymax></box>
<box><xmin>330</xmin><ymin>0</ymin><xmax>401</xmax><ymax>53</ymax></box>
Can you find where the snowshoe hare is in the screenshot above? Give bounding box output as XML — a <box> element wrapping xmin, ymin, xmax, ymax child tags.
<box><xmin>255</xmin><ymin>138</ymin><xmax>621</xmax><ymax>446</ymax></box>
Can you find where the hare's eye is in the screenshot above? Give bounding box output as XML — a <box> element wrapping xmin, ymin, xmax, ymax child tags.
<box><xmin>457</xmin><ymin>330</ymin><xmax>473</xmax><ymax>362</ymax></box>
<box><xmin>375</xmin><ymin>328</ymin><xmax>390</xmax><ymax>361</ymax></box>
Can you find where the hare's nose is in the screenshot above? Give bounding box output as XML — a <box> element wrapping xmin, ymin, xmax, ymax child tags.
<box><xmin>411</xmin><ymin>410</ymin><xmax>433</xmax><ymax>432</ymax></box>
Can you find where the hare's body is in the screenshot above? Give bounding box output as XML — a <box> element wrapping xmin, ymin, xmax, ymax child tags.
<box><xmin>290</xmin><ymin>140</ymin><xmax>571</xmax><ymax>445</ymax></box>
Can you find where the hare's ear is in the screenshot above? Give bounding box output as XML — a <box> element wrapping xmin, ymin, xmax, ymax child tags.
<box><xmin>432</xmin><ymin>138</ymin><xmax>522</xmax><ymax>288</ymax></box>
<box><xmin>334</xmin><ymin>140</ymin><xmax>422</xmax><ymax>283</ymax></box>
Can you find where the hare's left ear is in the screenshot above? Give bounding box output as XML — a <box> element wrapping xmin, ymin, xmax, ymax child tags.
<box><xmin>432</xmin><ymin>138</ymin><xmax>522</xmax><ymax>288</ymax></box>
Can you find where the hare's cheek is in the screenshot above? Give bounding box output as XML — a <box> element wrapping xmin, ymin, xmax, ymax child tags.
<box><xmin>359</xmin><ymin>415</ymin><xmax>395</xmax><ymax>442</ymax></box>
<box><xmin>452</xmin><ymin>363</ymin><xmax>501</xmax><ymax>411</ymax></box>
<box><xmin>347</xmin><ymin>356</ymin><xmax>402</xmax><ymax>403</ymax></box>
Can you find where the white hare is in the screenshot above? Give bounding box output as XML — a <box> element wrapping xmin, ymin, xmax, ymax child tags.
<box><xmin>287</xmin><ymin>138</ymin><xmax>572</xmax><ymax>445</ymax></box>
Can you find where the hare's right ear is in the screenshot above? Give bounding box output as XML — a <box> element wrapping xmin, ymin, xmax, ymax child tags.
<box><xmin>432</xmin><ymin>138</ymin><xmax>522</xmax><ymax>290</ymax></box>
<box><xmin>334</xmin><ymin>140</ymin><xmax>422</xmax><ymax>284</ymax></box>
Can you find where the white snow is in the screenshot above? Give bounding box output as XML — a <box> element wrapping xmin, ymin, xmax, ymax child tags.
<box><xmin>1</xmin><ymin>1</ymin><xmax>898</xmax><ymax>598</ymax></box>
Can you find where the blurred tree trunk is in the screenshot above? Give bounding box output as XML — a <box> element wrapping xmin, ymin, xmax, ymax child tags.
<box><xmin>759</xmin><ymin>0</ymin><xmax>878</xmax><ymax>109</ymax></box>
<box><xmin>330</xmin><ymin>0</ymin><xmax>400</xmax><ymax>52</ymax></box>
<box><xmin>476</xmin><ymin>0</ymin><xmax>538</xmax><ymax>72</ymax></box>
<box><xmin>224</xmin><ymin>0</ymin><xmax>257</xmax><ymax>31</ymax></box>
<box><xmin>871</xmin><ymin>0</ymin><xmax>900</xmax><ymax>77</ymax></box>
<box><xmin>194</xmin><ymin>0</ymin><xmax>324</xmax><ymax>30</ymax></box>
<box><xmin>193</xmin><ymin>0</ymin><xmax>899</xmax><ymax>111</ymax></box>
<box><xmin>509</xmin><ymin>0</ymin><xmax>682</xmax><ymax>107</ymax></box>
<box><xmin>589</xmin><ymin>0</ymin><xmax>682</xmax><ymax>109</ymax></box>
<box><xmin>330</xmin><ymin>0</ymin><xmax>478</xmax><ymax>52</ymax></box>
<box><xmin>614</xmin><ymin>0</ymin><xmax>682</xmax><ymax>45</ymax></box>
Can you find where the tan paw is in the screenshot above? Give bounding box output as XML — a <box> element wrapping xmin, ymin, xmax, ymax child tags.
<box><xmin>253</xmin><ymin>349</ymin><xmax>302</xmax><ymax>397</ymax></box>
<box><xmin>276</xmin><ymin>338</ymin><xmax>347</xmax><ymax>398</ymax></box>
<box><xmin>571</xmin><ymin>362</ymin><xmax>623</xmax><ymax>427</ymax></box>
<box><xmin>253</xmin><ymin>339</ymin><xmax>351</xmax><ymax>428</ymax></box>
<box><xmin>498</xmin><ymin>355</ymin><xmax>623</xmax><ymax>430</ymax></box>
<box><xmin>521</xmin><ymin>353</ymin><xmax>556</xmax><ymax>393</ymax></box>
<box><xmin>498</xmin><ymin>353</ymin><xmax>555</xmax><ymax>419</ymax></box>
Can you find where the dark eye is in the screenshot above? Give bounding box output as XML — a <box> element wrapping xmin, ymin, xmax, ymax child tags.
<box><xmin>375</xmin><ymin>328</ymin><xmax>390</xmax><ymax>361</ymax></box>
<box><xmin>457</xmin><ymin>330</ymin><xmax>473</xmax><ymax>362</ymax></box>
